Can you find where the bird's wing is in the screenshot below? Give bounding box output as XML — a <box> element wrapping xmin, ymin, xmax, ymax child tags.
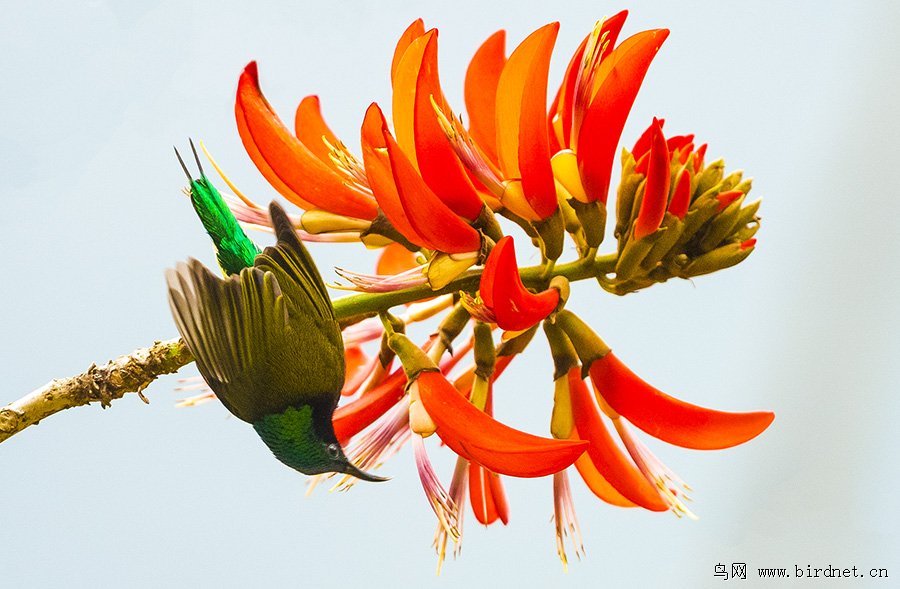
<box><xmin>166</xmin><ymin>203</ymin><xmax>345</xmax><ymax>423</ymax></box>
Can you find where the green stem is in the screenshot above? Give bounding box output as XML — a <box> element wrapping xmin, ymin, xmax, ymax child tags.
<box><xmin>334</xmin><ymin>252</ymin><xmax>618</xmax><ymax>323</ymax></box>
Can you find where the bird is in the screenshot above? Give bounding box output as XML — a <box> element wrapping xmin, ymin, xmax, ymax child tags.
<box><xmin>174</xmin><ymin>141</ymin><xmax>260</xmax><ymax>277</ymax></box>
<box><xmin>167</xmin><ymin>144</ymin><xmax>385</xmax><ymax>482</ymax></box>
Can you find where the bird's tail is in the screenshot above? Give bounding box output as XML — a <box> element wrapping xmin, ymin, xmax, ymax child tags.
<box><xmin>175</xmin><ymin>140</ymin><xmax>260</xmax><ymax>276</ymax></box>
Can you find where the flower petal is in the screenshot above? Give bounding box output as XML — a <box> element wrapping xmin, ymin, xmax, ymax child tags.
<box><xmin>480</xmin><ymin>236</ymin><xmax>559</xmax><ymax>331</ymax></box>
<box><xmin>465</xmin><ymin>30</ymin><xmax>506</xmax><ymax>166</ymax></box>
<box><xmin>469</xmin><ymin>462</ymin><xmax>509</xmax><ymax>525</ymax></box>
<box><xmin>294</xmin><ymin>95</ymin><xmax>341</xmax><ymax>167</ymax></box>
<box><xmin>633</xmin><ymin>117</ymin><xmax>670</xmax><ymax>239</ymax></box>
<box><xmin>376</xmin><ymin>242</ymin><xmax>420</xmax><ymax>276</ymax></box>
<box><xmin>391</xmin><ymin>19</ymin><xmax>426</xmax><ymax>84</ymax></box>
<box><xmin>411</xmin><ymin>33</ymin><xmax>485</xmax><ymax>221</ymax></box>
<box><xmin>631</xmin><ymin>118</ymin><xmax>664</xmax><ymax>161</ymax></box>
<box><xmin>392</xmin><ymin>30</ymin><xmax>433</xmax><ymax>170</ymax></box>
<box><xmin>341</xmin><ymin>345</ymin><xmax>370</xmax><ymax>396</ymax></box>
<box><xmin>554</xmin><ymin>11</ymin><xmax>629</xmax><ymax>150</ymax></box>
<box><xmin>571</xmin><ymin>429</ymin><xmax>638</xmax><ymax>508</ymax></box>
<box><xmin>576</xmin><ymin>29</ymin><xmax>669</xmax><ymax>204</ymax></box>
<box><xmin>589</xmin><ymin>353</ymin><xmax>775</xmax><ymax>450</ymax></box>
<box><xmin>360</xmin><ymin>103</ymin><xmax>432</xmax><ymax>248</ymax></box>
<box><xmin>417</xmin><ymin>371</ymin><xmax>587</xmax><ymax>478</ymax></box>
<box><xmin>495</xmin><ymin>23</ymin><xmax>560</xmax><ymax>220</ymax></box>
<box><xmin>384</xmin><ymin>125</ymin><xmax>483</xmax><ymax>254</ymax></box>
<box><xmin>668</xmin><ymin>167</ymin><xmax>691</xmax><ymax>219</ymax></box>
<box><xmin>236</xmin><ymin>62</ymin><xmax>378</xmax><ymax>220</ymax></box>
<box><xmin>568</xmin><ymin>370</ymin><xmax>668</xmax><ymax>511</ymax></box>
<box><xmin>467</xmin><ymin>386</ymin><xmax>509</xmax><ymax>525</ymax></box>
<box><xmin>333</xmin><ymin>369</ymin><xmax>407</xmax><ymax>444</ymax></box>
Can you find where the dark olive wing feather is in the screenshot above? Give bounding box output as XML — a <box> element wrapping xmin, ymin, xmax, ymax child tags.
<box><xmin>166</xmin><ymin>202</ymin><xmax>345</xmax><ymax>424</ymax></box>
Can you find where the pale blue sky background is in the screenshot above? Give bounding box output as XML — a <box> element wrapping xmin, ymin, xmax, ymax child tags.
<box><xmin>2</xmin><ymin>1</ymin><xmax>899</xmax><ymax>587</ymax></box>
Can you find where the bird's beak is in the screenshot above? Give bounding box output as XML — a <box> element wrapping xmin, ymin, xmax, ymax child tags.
<box><xmin>341</xmin><ymin>461</ymin><xmax>390</xmax><ymax>482</ymax></box>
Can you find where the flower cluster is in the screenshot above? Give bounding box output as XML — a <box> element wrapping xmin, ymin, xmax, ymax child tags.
<box><xmin>191</xmin><ymin>10</ymin><xmax>773</xmax><ymax>571</ymax></box>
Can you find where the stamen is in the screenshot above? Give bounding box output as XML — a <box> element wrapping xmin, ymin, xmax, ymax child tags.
<box><xmin>412</xmin><ymin>433</ymin><xmax>461</xmax><ymax>565</ymax></box>
<box><xmin>199</xmin><ymin>141</ymin><xmax>263</xmax><ymax>210</ymax></box>
<box><xmin>432</xmin><ymin>100</ymin><xmax>506</xmax><ymax>197</ymax></box>
<box><xmin>332</xmin><ymin>265</ymin><xmax>428</xmax><ymax>293</ymax></box>
<box><xmin>434</xmin><ymin>455</ymin><xmax>469</xmax><ymax>574</ymax></box>
<box><xmin>614</xmin><ymin>418</ymin><xmax>697</xmax><ymax>519</ymax></box>
<box><xmin>552</xmin><ymin>470</ymin><xmax>585</xmax><ymax>572</ymax></box>
<box><xmin>332</xmin><ymin>400</ymin><xmax>411</xmax><ymax>491</ymax></box>
<box><xmin>572</xmin><ymin>21</ymin><xmax>612</xmax><ymax>143</ymax></box>
<box><xmin>459</xmin><ymin>292</ymin><xmax>497</xmax><ymax>324</ymax></box>
<box><xmin>323</xmin><ymin>136</ymin><xmax>372</xmax><ymax>192</ymax></box>
<box><xmin>341</xmin><ymin>318</ymin><xmax>384</xmax><ymax>347</ymax></box>
<box><xmin>174</xmin><ymin>392</ymin><xmax>216</xmax><ymax>407</ymax></box>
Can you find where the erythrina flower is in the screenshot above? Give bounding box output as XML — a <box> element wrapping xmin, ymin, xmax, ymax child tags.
<box><xmin>609</xmin><ymin>117</ymin><xmax>760</xmax><ymax>291</ymax></box>
<box><xmin>467</xmin><ymin>235</ymin><xmax>564</xmax><ymax>331</ymax></box>
<box><xmin>556</xmin><ymin>310</ymin><xmax>772</xmax><ymax>496</ymax></box>
<box><xmin>235</xmin><ymin>62</ymin><xmax>379</xmax><ymax>221</ymax></box>
<box><xmin>173</xmin><ymin>12</ymin><xmax>769</xmax><ymax>574</ymax></box>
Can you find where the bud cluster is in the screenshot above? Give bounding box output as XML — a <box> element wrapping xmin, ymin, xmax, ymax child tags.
<box><xmin>607</xmin><ymin>119</ymin><xmax>760</xmax><ymax>294</ymax></box>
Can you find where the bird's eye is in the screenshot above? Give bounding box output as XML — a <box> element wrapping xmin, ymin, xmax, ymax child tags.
<box><xmin>326</xmin><ymin>443</ymin><xmax>340</xmax><ymax>459</ymax></box>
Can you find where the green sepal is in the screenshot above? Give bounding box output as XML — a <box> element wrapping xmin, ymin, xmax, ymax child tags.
<box><xmin>533</xmin><ymin>209</ymin><xmax>565</xmax><ymax>262</ymax></box>
<box><xmin>543</xmin><ymin>321</ymin><xmax>579</xmax><ymax>380</ymax></box>
<box><xmin>680</xmin><ymin>241</ymin><xmax>754</xmax><ymax>277</ymax></box>
<box><xmin>569</xmin><ymin>198</ymin><xmax>607</xmax><ymax>249</ymax></box>
<box><xmin>473</xmin><ymin>322</ymin><xmax>496</xmax><ymax>380</ymax></box>
<box><xmin>697</xmin><ymin>196</ymin><xmax>745</xmax><ymax>252</ymax></box>
<box><xmin>641</xmin><ymin>213</ymin><xmax>685</xmax><ymax>272</ymax></box>
<box><xmin>554</xmin><ymin>311</ymin><xmax>611</xmax><ymax>377</ymax></box>
<box><xmin>693</xmin><ymin>159</ymin><xmax>724</xmax><ymax>198</ymax></box>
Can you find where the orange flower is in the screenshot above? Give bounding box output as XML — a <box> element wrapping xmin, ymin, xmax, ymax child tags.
<box><xmin>185</xmin><ymin>13</ymin><xmax>769</xmax><ymax>572</ymax></box>
<box><xmin>413</xmin><ymin>370</ymin><xmax>587</xmax><ymax>478</ymax></box>
<box><xmin>235</xmin><ymin>62</ymin><xmax>378</xmax><ymax>221</ymax></box>
<box><xmin>470</xmin><ymin>235</ymin><xmax>561</xmax><ymax>331</ymax></box>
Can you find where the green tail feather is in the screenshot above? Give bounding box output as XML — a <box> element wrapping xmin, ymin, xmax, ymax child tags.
<box><xmin>176</xmin><ymin>142</ymin><xmax>260</xmax><ymax>276</ymax></box>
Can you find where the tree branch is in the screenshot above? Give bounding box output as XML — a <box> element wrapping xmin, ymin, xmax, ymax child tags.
<box><xmin>0</xmin><ymin>338</ymin><xmax>193</xmax><ymax>443</ymax></box>
<box><xmin>0</xmin><ymin>253</ymin><xmax>618</xmax><ymax>444</ymax></box>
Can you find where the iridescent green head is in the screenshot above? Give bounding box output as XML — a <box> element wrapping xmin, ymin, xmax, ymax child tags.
<box><xmin>253</xmin><ymin>405</ymin><xmax>386</xmax><ymax>481</ymax></box>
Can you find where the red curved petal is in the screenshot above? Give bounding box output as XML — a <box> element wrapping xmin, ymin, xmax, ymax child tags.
<box><xmin>633</xmin><ymin>117</ymin><xmax>670</xmax><ymax>240</ymax></box>
<box><xmin>481</xmin><ymin>236</ymin><xmax>559</xmax><ymax>331</ymax></box>
<box><xmin>294</xmin><ymin>95</ymin><xmax>342</xmax><ymax>168</ymax></box>
<box><xmin>236</xmin><ymin>63</ymin><xmax>377</xmax><ymax>220</ymax></box>
<box><xmin>469</xmin><ymin>462</ymin><xmax>510</xmax><ymax>525</ymax></box>
<box><xmin>550</xmin><ymin>37</ymin><xmax>586</xmax><ymax>151</ymax></box>
<box><xmin>392</xmin><ymin>30</ymin><xmax>434</xmax><ymax>169</ymax></box>
<box><xmin>576</xmin><ymin>29</ymin><xmax>669</xmax><ymax>204</ymax></box>
<box><xmin>496</xmin><ymin>23</ymin><xmax>559</xmax><ymax>220</ymax></box>
<box><xmin>408</xmin><ymin>34</ymin><xmax>486</xmax><ymax>221</ymax></box>
<box><xmin>391</xmin><ymin>19</ymin><xmax>426</xmax><ymax>84</ymax></box>
<box><xmin>376</xmin><ymin>242</ymin><xmax>419</xmax><ymax>275</ymax></box>
<box><xmin>341</xmin><ymin>345</ymin><xmax>370</xmax><ymax>396</ymax></box>
<box><xmin>571</xmin><ymin>427</ymin><xmax>638</xmax><ymax>508</ymax></box>
<box><xmin>235</xmin><ymin>66</ymin><xmax>315</xmax><ymax>210</ymax></box>
<box><xmin>666</xmin><ymin>133</ymin><xmax>694</xmax><ymax>154</ymax></box>
<box><xmin>555</xmin><ymin>11</ymin><xmax>629</xmax><ymax>150</ymax></box>
<box><xmin>469</xmin><ymin>385</ymin><xmax>510</xmax><ymax>525</ymax></box>
<box><xmin>333</xmin><ymin>370</ymin><xmax>407</xmax><ymax>444</ymax></box>
<box><xmin>589</xmin><ymin>353</ymin><xmax>775</xmax><ymax>450</ymax></box>
<box><xmin>465</xmin><ymin>30</ymin><xmax>506</xmax><ymax>166</ymax></box>
<box><xmin>384</xmin><ymin>126</ymin><xmax>482</xmax><ymax>254</ymax></box>
<box><xmin>631</xmin><ymin>118</ymin><xmax>664</xmax><ymax>161</ymax></box>
<box><xmin>568</xmin><ymin>370</ymin><xmax>668</xmax><ymax>511</ymax></box>
<box><xmin>417</xmin><ymin>371</ymin><xmax>587</xmax><ymax>478</ymax></box>
<box><xmin>668</xmin><ymin>167</ymin><xmax>691</xmax><ymax>219</ymax></box>
<box><xmin>360</xmin><ymin>103</ymin><xmax>433</xmax><ymax>249</ymax></box>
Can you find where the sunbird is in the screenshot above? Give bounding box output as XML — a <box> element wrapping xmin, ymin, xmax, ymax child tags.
<box><xmin>167</xmin><ymin>143</ymin><xmax>385</xmax><ymax>481</ymax></box>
